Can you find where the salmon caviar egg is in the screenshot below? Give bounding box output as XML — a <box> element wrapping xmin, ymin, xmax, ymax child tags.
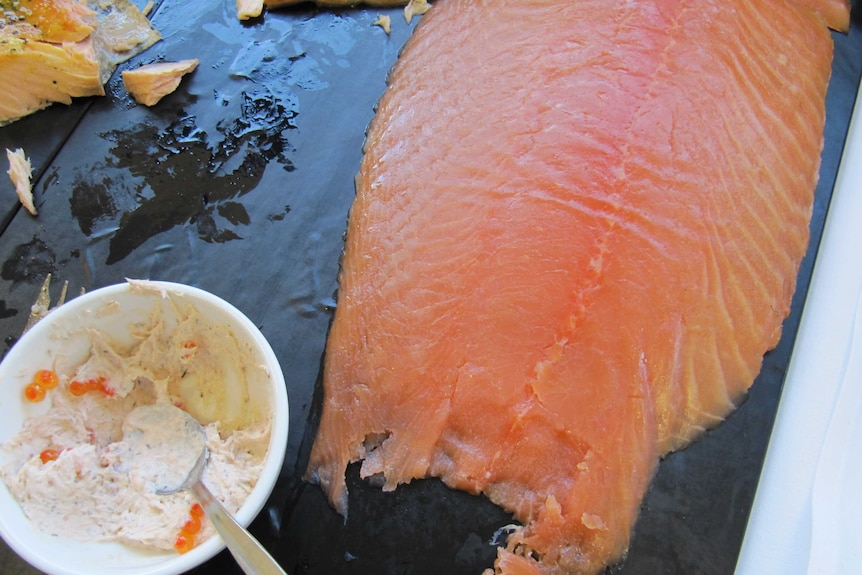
<box><xmin>190</xmin><ymin>503</ymin><xmax>204</xmax><ymax>519</ymax></box>
<box><xmin>69</xmin><ymin>380</ymin><xmax>89</xmax><ymax>396</ymax></box>
<box><xmin>24</xmin><ymin>382</ymin><xmax>46</xmax><ymax>403</ymax></box>
<box><xmin>34</xmin><ymin>369</ymin><xmax>59</xmax><ymax>390</ymax></box>
<box><xmin>39</xmin><ymin>449</ymin><xmax>60</xmax><ymax>464</ymax></box>
<box><xmin>181</xmin><ymin>515</ymin><xmax>201</xmax><ymax>534</ymax></box>
<box><xmin>69</xmin><ymin>377</ymin><xmax>114</xmax><ymax>397</ymax></box>
<box><xmin>173</xmin><ymin>532</ymin><xmax>195</xmax><ymax>554</ymax></box>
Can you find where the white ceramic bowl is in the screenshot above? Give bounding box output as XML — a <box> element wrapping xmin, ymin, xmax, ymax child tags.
<box><xmin>0</xmin><ymin>280</ymin><xmax>288</xmax><ymax>575</ymax></box>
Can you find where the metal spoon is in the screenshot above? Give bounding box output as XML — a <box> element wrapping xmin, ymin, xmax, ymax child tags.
<box><xmin>124</xmin><ymin>403</ymin><xmax>286</xmax><ymax>575</ymax></box>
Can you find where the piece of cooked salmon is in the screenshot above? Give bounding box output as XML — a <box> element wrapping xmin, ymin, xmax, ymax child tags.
<box><xmin>6</xmin><ymin>148</ymin><xmax>36</xmax><ymax>216</ymax></box>
<box><xmin>122</xmin><ymin>58</ymin><xmax>198</xmax><ymax>106</ymax></box>
<box><xmin>2</xmin><ymin>0</ymin><xmax>97</xmax><ymax>43</ymax></box>
<box><xmin>0</xmin><ymin>0</ymin><xmax>160</xmax><ymax>126</ymax></box>
<box><xmin>0</xmin><ymin>34</ymin><xmax>105</xmax><ymax>125</ymax></box>
<box><xmin>305</xmin><ymin>0</ymin><xmax>850</xmax><ymax>573</ymax></box>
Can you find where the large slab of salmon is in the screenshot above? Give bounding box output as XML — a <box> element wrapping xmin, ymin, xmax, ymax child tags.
<box><xmin>306</xmin><ymin>0</ymin><xmax>850</xmax><ymax>573</ymax></box>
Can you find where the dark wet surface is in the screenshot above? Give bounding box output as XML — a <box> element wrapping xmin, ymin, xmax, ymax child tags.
<box><xmin>1</xmin><ymin>2</ymin><xmax>861</xmax><ymax>575</ymax></box>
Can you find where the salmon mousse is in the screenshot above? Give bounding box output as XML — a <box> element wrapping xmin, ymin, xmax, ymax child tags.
<box><xmin>305</xmin><ymin>0</ymin><xmax>850</xmax><ymax>574</ymax></box>
<box><xmin>0</xmin><ymin>289</ymin><xmax>271</xmax><ymax>553</ymax></box>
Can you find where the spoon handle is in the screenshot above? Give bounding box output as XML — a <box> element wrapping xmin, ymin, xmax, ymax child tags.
<box><xmin>192</xmin><ymin>481</ymin><xmax>288</xmax><ymax>575</ymax></box>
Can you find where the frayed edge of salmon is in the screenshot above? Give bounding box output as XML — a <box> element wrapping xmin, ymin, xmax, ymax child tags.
<box><xmin>122</xmin><ymin>58</ymin><xmax>198</xmax><ymax>106</ymax></box>
<box><xmin>6</xmin><ymin>148</ymin><xmax>36</xmax><ymax>216</ymax></box>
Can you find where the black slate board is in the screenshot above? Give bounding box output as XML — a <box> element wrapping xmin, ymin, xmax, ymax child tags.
<box><xmin>1</xmin><ymin>2</ymin><xmax>860</xmax><ymax>574</ymax></box>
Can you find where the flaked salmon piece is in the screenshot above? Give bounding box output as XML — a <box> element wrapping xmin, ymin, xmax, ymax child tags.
<box><xmin>122</xmin><ymin>59</ymin><xmax>198</xmax><ymax>106</ymax></box>
<box><xmin>403</xmin><ymin>0</ymin><xmax>430</xmax><ymax>24</ymax></box>
<box><xmin>0</xmin><ymin>34</ymin><xmax>104</xmax><ymax>125</ymax></box>
<box><xmin>0</xmin><ymin>0</ymin><xmax>160</xmax><ymax>126</ymax></box>
<box><xmin>87</xmin><ymin>0</ymin><xmax>161</xmax><ymax>81</ymax></box>
<box><xmin>6</xmin><ymin>148</ymin><xmax>36</xmax><ymax>216</ymax></box>
<box><xmin>236</xmin><ymin>0</ymin><xmax>264</xmax><ymax>21</ymax></box>
<box><xmin>306</xmin><ymin>0</ymin><xmax>848</xmax><ymax>573</ymax></box>
<box><xmin>372</xmin><ymin>14</ymin><xmax>392</xmax><ymax>34</ymax></box>
<box><xmin>2</xmin><ymin>0</ymin><xmax>98</xmax><ymax>43</ymax></box>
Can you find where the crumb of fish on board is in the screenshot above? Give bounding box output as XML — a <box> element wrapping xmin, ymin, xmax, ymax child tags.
<box><xmin>141</xmin><ymin>0</ymin><xmax>155</xmax><ymax>16</ymax></box>
<box><xmin>373</xmin><ymin>14</ymin><xmax>392</xmax><ymax>34</ymax></box>
<box><xmin>404</xmin><ymin>0</ymin><xmax>431</xmax><ymax>23</ymax></box>
<box><xmin>236</xmin><ymin>0</ymin><xmax>264</xmax><ymax>21</ymax></box>
<box><xmin>0</xmin><ymin>0</ymin><xmax>161</xmax><ymax>126</ymax></box>
<box><xmin>5</xmin><ymin>148</ymin><xmax>36</xmax><ymax>216</ymax></box>
<box><xmin>122</xmin><ymin>59</ymin><xmax>199</xmax><ymax>106</ymax></box>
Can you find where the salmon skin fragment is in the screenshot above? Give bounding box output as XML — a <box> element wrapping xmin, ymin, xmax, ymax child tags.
<box><xmin>306</xmin><ymin>0</ymin><xmax>849</xmax><ymax>574</ymax></box>
<box><xmin>122</xmin><ymin>59</ymin><xmax>199</xmax><ymax>106</ymax></box>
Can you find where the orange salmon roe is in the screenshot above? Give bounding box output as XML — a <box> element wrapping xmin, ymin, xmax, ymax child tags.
<box><xmin>174</xmin><ymin>502</ymin><xmax>205</xmax><ymax>554</ymax></box>
<box><xmin>24</xmin><ymin>382</ymin><xmax>46</xmax><ymax>403</ymax></box>
<box><xmin>39</xmin><ymin>449</ymin><xmax>61</xmax><ymax>464</ymax></box>
<box><xmin>69</xmin><ymin>377</ymin><xmax>113</xmax><ymax>397</ymax></box>
<box><xmin>34</xmin><ymin>369</ymin><xmax>59</xmax><ymax>390</ymax></box>
<box><xmin>23</xmin><ymin>369</ymin><xmax>60</xmax><ymax>403</ymax></box>
<box><xmin>173</xmin><ymin>532</ymin><xmax>195</xmax><ymax>554</ymax></box>
<box><xmin>181</xmin><ymin>515</ymin><xmax>202</xmax><ymax>534</ymax></box>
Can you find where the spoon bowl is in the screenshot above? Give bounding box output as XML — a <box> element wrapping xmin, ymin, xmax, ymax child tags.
<box><xmin>126</xmin><ymin>404</ymin><xmax>287</xmax><ymax>575</ymax></box>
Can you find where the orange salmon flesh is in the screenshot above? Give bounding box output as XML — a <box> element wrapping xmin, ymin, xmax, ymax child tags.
<box><xmin>306</xmin><ymin>0</ymin><xmax>850</xmax><ymax>573</ymax></box>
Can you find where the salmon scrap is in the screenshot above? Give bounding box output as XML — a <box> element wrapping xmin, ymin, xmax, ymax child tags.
<box><xmin>0</xmin><ymin>0</ymin><xmax>160</xmax><ymax>126</ymax></box>
<box><xmin>306</xmin><ymin>0</ymin><xmax>851</xmax><ymax>574</ymax></box>
<box><xmin>6</xmin><ymin>148</ymin><xmax>36</xmax><ymax>216</ymax></box>
<box><xmin>372</xmin><ymin>14</ymin><xmax>391</xmax><ymax>34</ymax></box>
<box><xmin>122</xmin><ymin>58</ymin><xmax>198</xmax><ymax>106</ymax></box>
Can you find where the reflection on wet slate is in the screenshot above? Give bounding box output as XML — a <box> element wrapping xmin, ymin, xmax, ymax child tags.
<box><xmin>67</xmin><ymin>82</ymin><xmax>298</xmax><ymax>264</ymax></box>
<box><xmin>1</xmin><ymin>238</ymin><xmax>57</xmax><ymax>287</ymax></box>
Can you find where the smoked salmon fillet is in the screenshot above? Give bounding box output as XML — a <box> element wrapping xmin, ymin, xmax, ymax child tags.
<box><xmin>306</xmin><ymin>0</ymin><xmax>850</xmax><ymax>573</ymax></box>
